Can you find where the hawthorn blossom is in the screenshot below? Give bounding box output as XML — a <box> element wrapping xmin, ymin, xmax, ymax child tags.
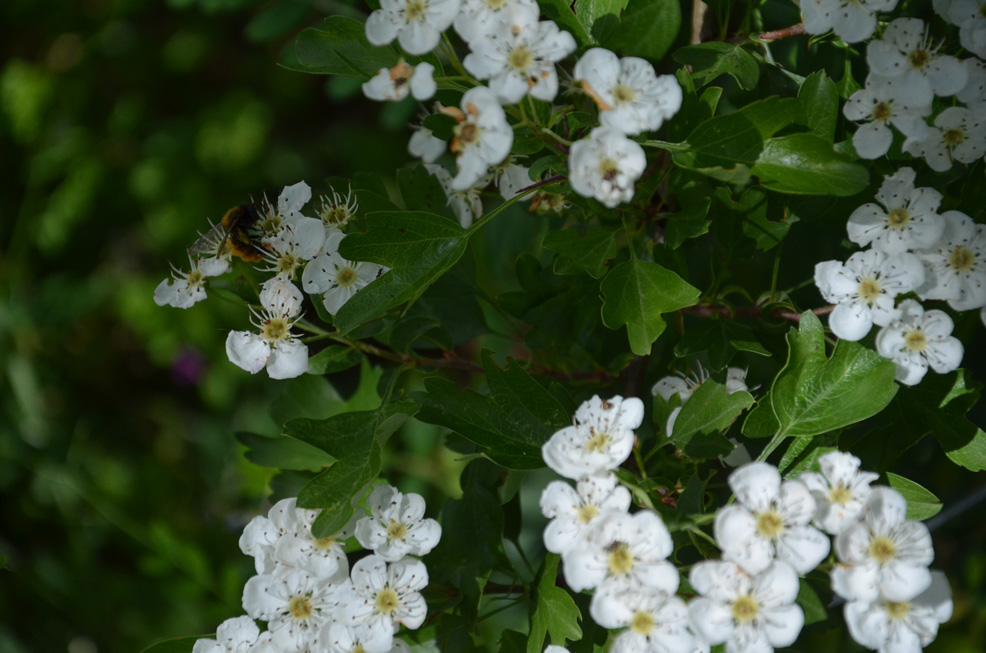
<box><xmin>715</xmin><ymin>462</ymin><xmax>830</xmax><ymax>575</ymax></box>
<box><xmin>408</xmin><ymin>126</ymin><xmax>446</xmax><ymax>163</ymax></box>
<box><xmin>573</xmin><ymin>48</ymin><xmax>682</xmax><ymax>136</ymax></box>
<box><xmin>916</xmin><ymin>210</ymin><xmax>986</xmax><ymax>311</ymax></box>
<box><xmin>453</xmin><ymin>0</ymin><xmax>539</xmax><ymax>42</ymax></box>
<box><xmin>798</xmin><ymin>451</ymin><xmax>880</xmax><ymax>535</ymax></box>
<box><xmin>866</xmin><ymin>18</ymin><xmax>967</xmax><ymax>108</ymax></box>
<box><xmin>260</xmin><ymin>214</ymin><xmax>326</xmax><ymax>281</ymax></box>
<box><xmin>362</xmin><ymin>61</ymin><xmax>436</xmax><ymax>102</ymax></box>
<box><xmin>242</xmin><ymin>568</ymin><xmax>342</xmax><ymax>653</ymax></box>
<box><xmin>443</xmin><ymin>86</ymin><xmax>513</xmax><ymax>190</ymax></box>
<box><xmin>424</xmin><ymin>162</ymin><xmax>491</xmax><ymax>227</ymax></box>
<box><xmin>652</xmin><ymin>366</ymin><xmax>709</xmax><ymax>437</ymax></box>
<box><xmin>496</xmin><ymin>161</ymin><xmax>532</xmax><ymax>201</ymax></box>
<box><xmin>258</xmin><ymin>181</ymin><xmax>314</xmax><ymax>240</ymax></box>
<box><xmin>688</xmin><ymin>560</ymin><xmax>805</xmax><ymax>653</ymax></box>
<box><xmin>801</xmin><ymin>0</ymin><xmax>899</xmax><ymax>43</ymax></box>
<box><xmin>957</xmin><ymin>58</ymin><xmax>986</xmax><ymax>118</ymax></box>
<box><xmin>193</xmin><ymin>616</ymin><xmax>274</xmax><ymax>653</ymax></box>
<box><xmin>569</xmin><ymin>126</ymin><xmax>646</xmax><ymax>208</ymax></box>
<box><xmin>354</xmin><ymin>485</ymin><xmax>442</xmax><ymax>562</ymax></box>
<box><xmin>846</xmin><ymin>167</ymin><xmax>944</xmax><ymax>255</ymax></box>
<box><xmin>832</xmin><ymin>487</ymin><xmax>935</xmax><ymax>603</ymax></box>
<box><xmin>541</xmin><ymin>395</ymin><xmax>644</xmax><ymax>479</ymax></box>
<box><xmin>948</xmin><ymin>0</ymin><xmax>986</xmax><ymax>57</ymax></box>
<box><xmin>344</xmin><ymin>556</ymin><xmax>429</xmax><ymax>653</ymax></box>
<box><xmin>154</xmin><ymin>258</ymin><xmax>218</xmax><ymax>309</ymax></box>
<box><xmin>225</xmin><ymin>279</ymin><xmax>308</xmax><ymax>379</ymax></box>
<box><xmin>904</xmin><ymin>107</ymin><xmax>986</xmax><ymax>172</ymax></box>
<box><xmin>317</xmin><ymin>184</ymin><xmax>359</xmax><ymax>233</ymax></box>
<box><xmin>324</xmin><ymin>625</ymin><xmax>412</xmax><ymax>653</ymax></box>
<box><xmin>302</xmin><ymin>228</ymin><xmax>388</xmax><ymax>315</ymax></box>
<box><xmin>539</xmin><ymin>474</ymin><xmax>631</xmax><ymax>555</ymax></box>
<box><xmin>845</xmin><ymin>571</ymin><xmax>953</xmax><ymax>652</ymax></box>
<box><xmin>814</xmin><ymin>249</ymin><xmax>925</xmax><ymax>341</ymax></box>
<box><xmin>876</xmin><ymin>299</ymin><xmax>964</xmax><ymax>385</ymax></box>
<box><xmin>463</xmin><ymin>17</ymin><xmax>576</xmax><ymax>104</ymax></box>
<box><xmin>364</xmin><ymin>0</ymin><xmax>460</xmax><ymax>55</ymax></box>
<box><xmin>598</xmin><ymin>590</ymin><xmax>701</xmax><ymax>653</ymax></box>
<box><xmin>843</xmin><ymin>75</ymin><xmax>931</xmax><ymax>159</ymax></box>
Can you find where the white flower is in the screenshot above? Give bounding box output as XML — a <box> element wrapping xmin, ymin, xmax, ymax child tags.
<box><xmin>866</xmin><ymin>18</ymin><xmax>967</xmax><ymax>108</ymax></box>
<box><xmin>444</xmin><ymin>86</ymin><xmax>513</xmax><ymax>190</ymax></box>
<box><xmin>814</xmin><ymin>249</ymin><xmax>925</xmax><ymax>341</ymax></box>
<box><xmin>345</xmin><ymin>556</ymin><xmax>429</xmax><ymax>653</ymax></box>
<box><xmin>688</xmin><ymin>560</ymin><xmax>804</xmax><ymax>653</ymax></box>
<box><xmin>258</xmin><ymin>181</ymin><xmax>314</xmax><ymax>239</ymax></box>
<box><xmin>832</xmin><ymin>487</ymin><xmax>935</xmax><ymax>603</ymax></box>
<box><xmin>845</xmin><ymin>571</ymin><xmax>953</xmax><ymax>652</ymax></box>
<box><xmin>193</xmin><ymin>616</ymin><xmax>270</xmax><ymax>653</ymax></box>
<box><xmin>539</xmin><ymin>474</ymin><xmax>631</xmax><ymax>555</ymax></box>
<box><xmin>354</xmin><ymin>485</ymin><xmax>442</xmax><ymax>562</ymax></box>
<box><xmin>801</xmin><ymin>0</ymin><xmax>899</xmax><ymax>42</ymax></box>
<box><xmin>600</xmin><ymin>591</ymin><xmax>701</xmax><ymax>653</ymax></box>
<box><xmin>904</xmin><ymin>106</ymin><xmax>986</xmax><ymax>172</ymax></box>
<box><xmin>453</xmin><ymin>0</ymin><xmax>539</xmax><ymax>42</ymax></box>
<box><xmin>916</xmin><ymin>210</ymin><xmax>986</xmax><ymax>311</ymax></box>
<box><xmin>463</xmin><ymin>17</ymin><xmax>575</xmax><ymax>104</ymax></box>
<box><xmin>843</xmin><ymin>75</ymin><xmax>931</xmax><ymax>159</ymax></box>
<box><xmin>715</xmin><ymin>462</ymin><xmax>830</xmax><ymax>575</ymax></box>
<box><xmin>948</xmin><ymin>0</ymin><xmax>986</xmax><ymax>57</ymax></box>
<box><xmin>562</xmin><ymin>510</ymin><xmax>678</xmax><ymax>610</ymax></box>
<box><xmin>242</xmin><ymin>568</ymin><xmax>341</xmax><ymax>653</ymax></box>
<box><xmin>569</xmin><ymin>126</ymin><xmax>646</xmax><ymax>208</ymax></box>
<box><xmin>847</xmin><ymin>168</ymin><xmax>944</xmax><ymax>255</ymax></box>
<box><xmin>154</xmin><ymin>258</ymin><xmax>216</xmax><ymax>309</ymax></box>
<box><xmin>423</xmin><ymin>162</ymin><xmax>491</xmax><ymax>227</ymax></box>
<box><xmin>651</xmin><ymin>366</ymin><xmax>709</xmax><ymax>437</ymax></box>
<box><xmin>324</xmin><ymin>624</ymin><xmax>412</xmax><ymax>653</ymax></box>
<box><xmin>573</xmin><ymin>48</ymin><xmax>682</xmax><ymax>136</ymax></box>
<box><xmin>317</xmin><ymin>184</ymin><xmax>359</xmax><ymax>233</ymax></box>
<box><xmin>260</xmin><ymin>215</ymin><xmax>326</xmax><ymax>281</ymax></box>
<box><xmin>363</xmin><ymin>61</ymin><xmax>436</xmax><ymax>102</ymax></box>
<box><xmin>957</xmin><ymin>58</ymin><xmax>986</xmax><ymax>119</ymax></box>
<box><xmin>725</xmin><ymin>367</ymin><xmax>751</xmax><ymax>395</ymax></box>
<box><xmin>541</xmin><ymin>395</ymin><xmax>644</xmax><ymax>479</ymax></box>
<box><xmin>408</xmin><ymin>126</ymin><xmax>446</xmax><ymax>163</ymax></box>
<box><xmin>225</xmin><ymin>280</ymin><xmax>308</xmax><ymax>379</ymax></box>
<box><xmin>496</xmin><ymin>162</ymin><xmax>532</xmax><ymax>201</ymax></box>
<box><xmin>798</xmin><ymin>451</ymin><xmax>880</xmax><ymax>535</ymax></box>
<box><xmin>302</xmin><ymin>229</ymin><xmax>388</xmax><ymax>315</ymax></box>
<box><xmin>364</xmin><ymin>0</ymin><xmax>461</xmax><ymax>55</ymax></box>
<box><xmin>876</xmin><ymin>299</ymin><xmax>964</xmax><ymax>386</ymax></box>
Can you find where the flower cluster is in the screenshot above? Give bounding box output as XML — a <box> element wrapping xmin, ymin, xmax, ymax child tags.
<box><xmin>194</xmin><ymin>486</ymin><xmax>440</xmax><ymax>653</ymax></box>
<box><xmin>156</xmin><ymin>181</ymin><xmax>387</xmax><ymax>380</ymax></box>
<box><xmin>814</xmin><ymin>168</ymin><xmax>970</xmax><ymax>385</ymax></box>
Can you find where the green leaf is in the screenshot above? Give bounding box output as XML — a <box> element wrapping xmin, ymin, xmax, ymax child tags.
<box><xmin>798</xmin><ymin>71</ymin><xmax>839</xmax><ymax>141</ymax></box>
<box><xmin>665</xmin><ymin>196</ymin><xmax>711</xmax><ymax>248</ymax></box>
<box><xmin>270</xmin><ymin>374</ymin><xmax>344</xmax><ymax>425</ymax></box>
<box><xmin>743</xmin><ymin>312</ymin><xmax>898</xmax><ymax>441</ymax></box>
<box><xmin>139</xmin><ymin>638</ymin><xmax>202</xmax><ymax>653</ymax></box>
<box><xmin>540</xmin><ymin>0</ymin><xmax>594</xmax><ymax>44</ymax></box>
<box><xmin>602</xmin><ymin>0</ymin><xmax>681</xmax><ymax>61</ymax></box>
<box><xmin>409</xmin><ymin>353</ymin><xmax>569</xmax><ymax>469</ymax></box>
<box><xmin>289</xmin><ymin>403</ymin><xmax>417</xmax><ymax>536</ymax></box>
<box><xmin>528</xmin><ymin>554</ymin><xmax>583</xmax><ymax>653</ymax></box>
<box><xmin>886</xmin><ymin>473</ymin><xmax>943</xmax><ymax>521</ymax></box>
<box><xmin>334</xmin><ymin>211</ymin><xmax>469</xmax><ymax>335</ymax></box>
<box><xmin>669</xmin><ymin>381</ymin><xmax>754</xmax><ymax>447</ymax></box>
<box><xmin>600</xmin><ymin>259</ymin><xmax>701</xmax><ymax>355</ymax></box>
<box><xmin>236</xmin><ymin>432</ymin><xmax>336</xmax><ymax>471</ymax></box>
<box><xmin>307</xmin><ymin>345</ymin><xmax>363</xmax><ymax>375</ymax></box>
<box><xmin>398</xmin><ymin>163</ymin><xmax>449</xmax><ymax>214</ymax></box>
<box><xmin>541</xmin><ymin>228</ymin><xmax>619</xmax><ymax>278</ymax></box>
<box><xmin>294</xmin><ymin>16</ymin><xmax>398</xmax><ymax>78</ymax></box>
<box><xmin>751</xmin><ymin>133</ymin><xmax>869</xmax><ymax>196</ymax></box>
<box><xmin>667</xmin><ymin>97</ymin><xmax>801</xmax><ymax>184</ymax></box>
<box><xmin>245</xmin><ymin>0</ymin><xmax>309</xmax><ymax>44</ymax></box>
<box><xmin>673</xmin><ymin>42</ymin><xmax>761</xmax><ymax>90</ymax></box>
<box><xmin>797</xmin><ymin>579</ymin><xmax>828</xmax><ymax>626</ymax></box>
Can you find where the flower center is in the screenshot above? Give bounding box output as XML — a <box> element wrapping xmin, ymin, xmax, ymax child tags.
<box><xmin>353</xmin><ymin>646</ymin><xmax>367</xmax><ymax>653</ymax></box>
<box><xmin>455</xmin><ymin>122</ymin><xmax>480</xmax><ymax>147</ymax></box>
<box><xmin>404</xmin><ymin>0</ymin><xmax>427</xmax><ymax>21</ymax></box>
<box><xmin>858</xmin><ymin>277</ymin><xmax>881</xmax><ymax>302</ymax></box>
<box><xmin>944</xmin><ymin>128</ymin><xmax>965</xmax><ymax>146</ymax></box>
<box><xmin>612</xmin><ymin>84</ymin><xmax>636</xmax><ymax>104</ymax></box>
<box><xmin>387</xmin><ymin>520</ymin><xmax>408</xmax><ymax>541</ymax></box>
<box><xmin>288</xmin><ymin>595</ymin><xmax>314</xmax><ymax>620</ymax></box>
<box><xmin>755</xmin><ymin>509</ymin><xmax>784</xmax><ymax>538</ymax></box>
<box><xmin>630</xmin><ymin>610</ymin><xmax>655</xmax><ymax>635</ymax></box>
<box><xmin>887</xmin><ymin>208</ymin><xmax>910</xmax><ymax>229</ymax></box>
<box><xmin>869</xmin><ymin>535</ymin><xmax>898</xmax><ymax>563</ymax></box>
<box><xmin>904</xmin><ymin>329</ymin><xmax>928</xmax><ymax>352</ymax></box>
<box><xmin>607</xmin><ymin>542</ymin><xmax>634</xmax><ymax>575</ymax></box>
<box><xmin>599</xmin><ymin>158</ymin><xmax>619</xmax><ymax>182</ymax></box>
<box><xmin>585</xmin><ymin>430</ymin><xmax>610</xmax><ymax>452</ymax></box>
<box><xmin>337</xmin><ymin>266</ymin><xmax>359</xmax><ymax>287</ymax></box>
<box><xmin>485</xmin><ymin>0</ymin><xmax>507</xmax><ymax>8</ymax></box>
<box><xmin>577</xmin><ymin>504</ymin><xmax>598</xmax><ymax>524</ymax></box>
<box><xmin>872</xmin><ymin>101</ymin><xmax>893</xmax><ymax>122</ymax></box>
<box><xmin>829</xmin><ymin>484</ymin><xmax>853</xmax><ymax>506</ymax></box>
<box><xmin>278</xmin><ymin>253</ymin><xmax>299</xmax><ymax>276</ymax></box>
<box><xmin>908</xmin><ymin>49</ymin><xmax>931</xmax><ymax>70</ymax></box>
<box><xmin>949</xmin><ymin>245</ymin><xmax>976</xmax><ymax>272</ymax></box>
<box><xmin>187</xmin><ymin>269</ymin><xmax>205</xmax><ymax>286</ymax></box>
<box><xmin>731</xmin><ymin>595</ymin><xmax>759</xmax><ymax>623</ymax></box>
<box><xmin>263</xmin><ymin>317</ymin><xmax>290</xmax><ymax>342</ymax></box>
<box><xmin>313</xmin><ymin>536</ymin><xmax>336</xmax><ymax>551</ymax></box>
<box><xmin>507</xmin><ymin>45</ymin><xmax>533</xmax><ymax>72</ymax></box>
<box><xmin>886</xmin><ymin>601</ymin><xmax>911</xmax><ymax>620</ymax></box>
<box><xmin>375</xmin><ymin>587</ymin><xmax>400</xmax><ymax>614</ymax></box>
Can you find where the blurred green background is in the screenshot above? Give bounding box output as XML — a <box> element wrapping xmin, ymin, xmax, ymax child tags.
<box><xmin>1</xmin><ymin>1</ymin><xmax>985</xmax><ymax>652</ymax></box>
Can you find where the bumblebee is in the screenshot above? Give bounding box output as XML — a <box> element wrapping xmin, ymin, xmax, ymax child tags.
<box><xmin>188</xmin><ymin>204</ymin><xmax>266</xmax><ymax>262</ymax></box>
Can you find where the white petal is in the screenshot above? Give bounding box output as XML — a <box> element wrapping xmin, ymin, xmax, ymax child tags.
<box><xmin>225</xmin><ymin>331</ymin><xmax>270</xmax><ymax>374</ymax></box>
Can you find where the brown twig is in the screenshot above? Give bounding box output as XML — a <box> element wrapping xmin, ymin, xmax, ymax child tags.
<box><xmin>757</xmin><ymin>22</ymin><xmax>806</xmax><ymax>42</ymax></box>
<box><xmin>680</xmin><ymin>303</ymin><xmax>835</xmax><ymax>322</ymax></box>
